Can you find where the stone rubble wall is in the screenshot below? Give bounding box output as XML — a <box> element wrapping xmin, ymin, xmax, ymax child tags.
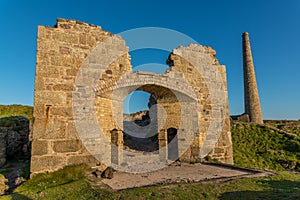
<box><xmin>31</xmin><ymin>18</ymin><xmax>121</xmax><ymax>175</ymax></box>
<box><xmin>0</xmin><ymin>116</ymin><xmax>30</xmax><ymax>167</ymax></box>
<box><xmin>0</xmin><ymin>131</ymin><xmax>6</xmax><ymax>167</ymax></box>
<box><xmin>0</xmin><ymin>174</ymin><xmax>8</xmax><ymax>195</ymax></box>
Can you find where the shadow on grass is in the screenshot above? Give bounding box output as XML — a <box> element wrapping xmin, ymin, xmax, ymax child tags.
<box><xmin>220</xmin><ymin>179</ymin><xmax>300</xmax><ymax>200</ymax></box>
<box><xmin>8</xmin><ymin>193</ymin><xmax>31</xmax><ymax>200</ymax></box>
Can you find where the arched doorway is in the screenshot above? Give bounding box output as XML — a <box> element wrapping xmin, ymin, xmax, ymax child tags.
<box><xmin>96</xmin><ymin>79</ymin><xmax>198</xmax><ymax>164</ymax></box>
<box><xmin>111</xmin><ymin>128</ymin><xmax>119</xmax><ymax>164</ymax></box>
<box><xmin>167</xmin><ymin>127</ymin><xmax>178</xmax><ymax>161</ymax></box>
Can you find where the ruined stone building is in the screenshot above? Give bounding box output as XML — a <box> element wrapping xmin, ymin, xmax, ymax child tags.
<box><xmin>31</xmin><ymin>18</ymin><xmax>233</xmax><ymax>175</ymax></box>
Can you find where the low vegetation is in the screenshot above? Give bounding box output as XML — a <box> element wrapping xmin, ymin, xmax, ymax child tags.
<box><xmin>232</xmin><ymin>121</ymin><xmax>300</xmax><ymax>171</ymax></box>
<box><xmin>0</xmin><ymin>105</ymin><xmax>33</xmax><ymax>121</ymax></box>
<box><xmin>0</xmin><ymin>164</ymin><xmax>105</xmax><ymax>200</ymax></box>
<box><xmin>265</xmin><ymin>120</ymin><xmax>300</xmax><ymax>136</ymax></box>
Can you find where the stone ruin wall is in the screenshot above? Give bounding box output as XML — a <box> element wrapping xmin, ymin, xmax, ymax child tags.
<box><xmin>0</xmin><ymin>131</ymin><xmax>6</xmax><ymax>167</ymax></box>
<box><xmin>0</xmin><ymin>117</ymin><xmax>30</xmax><ymax>167</ymax></box>
<box><xmin>31</xmin><ymin>18</ymin><xmax>233</xmax><ymax>175</ymax></box>
<box><xmin>167</xmin><ymin>50</ymin><xmax>232</xmax><ymax>163</ymax></box>
<box><xmin>32</xmin><ymin>19</ymin><xmax>117</xmax><ymax>174</ymax></box>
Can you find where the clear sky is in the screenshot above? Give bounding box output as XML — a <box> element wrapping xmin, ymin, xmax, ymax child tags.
<box><xmin>0</xmin><ymin>0</ymin><xmax>299</xmax><ymax>119</ymax></box>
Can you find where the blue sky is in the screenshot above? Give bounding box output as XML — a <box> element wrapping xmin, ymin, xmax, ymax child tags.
<box><xmin>0</xmin><ymin>0</ymin><xmax>299</xmax><ymax>119</ymax></box>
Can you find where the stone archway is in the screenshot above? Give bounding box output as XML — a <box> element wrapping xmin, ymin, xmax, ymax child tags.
<box><xmin>96</xmin><ymin>81</ymin><xmax>198</xmax><ymax>165</ymax></box>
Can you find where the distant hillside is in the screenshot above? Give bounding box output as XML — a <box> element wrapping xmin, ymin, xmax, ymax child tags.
<box><xmin>123</xmin><ymin>110</ymin><xmax>148</xmax><ymax>121</ymax></box>
<box><xmin>265</xmin><ymin>120</ymin><xmax>300</xmax><ymax>136</ymax></box>
<box><xmin>232</xmin><ymin>120</ymin><xmax>300</xmax><ymax>171</ymax></box>
<box><xmin>0</xmin><ymin>104</ymin><xmax>33</xmax><ymax>121</ymax></box>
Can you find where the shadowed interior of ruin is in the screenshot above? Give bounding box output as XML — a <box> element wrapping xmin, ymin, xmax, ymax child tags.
<box><xmin>122</xmin><ymin>90</ymin><xmax>180</xmax><ymax>160</ymax></box>
<box><xmin>123</xmin><ymin>93</ymin><xmax>159</xmax><ymax>153</ymax></box>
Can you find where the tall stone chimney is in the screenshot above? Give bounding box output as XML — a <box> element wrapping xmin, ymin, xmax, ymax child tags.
<box><xmin>242</xmin><ymin>32</ymin><xmax>263</xmax><ymax>124</ymax></box>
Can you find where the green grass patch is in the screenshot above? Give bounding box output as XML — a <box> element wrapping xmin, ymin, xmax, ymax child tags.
<box><xmin>15</xmin><ymin>164</ymin><xmax>90</xmax><ymax>194</ymax></box>
<box><xmin>0</xmin><ymin>105</ymin><xmax>33</xmax><ymax>121</ymax></box>
<box><xmin>0</xmin><ymin>164</ymin><xmax>114</xmax><ymax>200</ymax></box>
<box><xmin>232</xmin><ymin>121</ymin><xmax>300</xmax><ymax>171</ymax></box>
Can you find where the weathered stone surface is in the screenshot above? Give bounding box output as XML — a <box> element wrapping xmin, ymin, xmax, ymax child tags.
<box><xmin>30</xmin><ymin>155</ymin><xmax>66</xmax><ymax>173</ymax></box>
<box><xmin>101</xmin><ymin>167</ymin><xmax>114</xmax><ymax>179</ymax></box>
<box><xmin>242</xmin><ymin>32</ymin><xmax>263</xmax><ymax>124</ymax></box>
<box><xmin>32</xmin><ymin>117</ymin><xmax>66</xmax><ymax>139</ymax></box>
<box><xmin>50</xmin><ymin>106</ymin><xmax>73</xmax><ymax>117</ymax></box>
<box><xmin>31</xmin><ymin>140</ymin><xmax>49</xmax><ymax>155</ymax></box>
<box><xmin>66</xmin><ymin>121</ymin><xmax>79</xmax><ymax>139</ymax></box>
<box><xmin>34</xmin><ymin>91</ymin><xmax>67</xmax><ymax>105</ymax></box>
<box><xmin>67</xmin><ymin>155</ymin><xmax>99</xmax><ymax>166</ymax></box>
<box><xmin>231</xmin><ymin>113</ymin><xmax>250</xmax><ymax>122</ymax></box>
<box><xmin>92</xmin><ymin>169</ymin><xmax>102</xmax><ymax>178</ymax></box>
<box><xmin>52</xmin><ymin>140</ymin><xmax>82</xmax><ymax>153</ymax></box>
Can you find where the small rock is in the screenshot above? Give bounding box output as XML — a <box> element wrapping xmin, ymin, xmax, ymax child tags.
<box><xmin>15</xmin><ymin>177</ymin><xmax>25</xmax><ymax>186</ymax></box>
<box><xmin>0</xmin><ymin>175</ymin><xmax>8</xmax><ymax>195</ymax></box>
<box><xmin>101</xmin><ymin>167</ymin><xmax>114</xmax><ymax>179</ymax></box>
<box><xmin>92</xmin><ymin>169</ymin><xmax>102</xmax><ymax>178</ymax></box>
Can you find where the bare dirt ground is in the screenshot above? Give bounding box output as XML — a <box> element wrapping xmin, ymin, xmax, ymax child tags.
<box><xmin>101</xmin><ymin>162</ymin><xmax>274</xmax><ymax>190</ymax></box>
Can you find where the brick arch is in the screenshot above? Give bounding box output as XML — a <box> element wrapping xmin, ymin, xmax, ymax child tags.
<box><xmin>96</xmin><ymin>71</ymin><xmax>197</xmax><ymax>102</ymax></box>
<box><xmin>95</xmin><ymin>68</ymin><xmax>201</xmax><ymax>161</ymax></box>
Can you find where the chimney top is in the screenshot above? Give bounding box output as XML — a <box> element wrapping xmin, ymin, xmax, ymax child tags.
<box><xmin>242</xmin><ymin>32</ymin><xmax>249</xmax><ymax>36</ymax></box>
